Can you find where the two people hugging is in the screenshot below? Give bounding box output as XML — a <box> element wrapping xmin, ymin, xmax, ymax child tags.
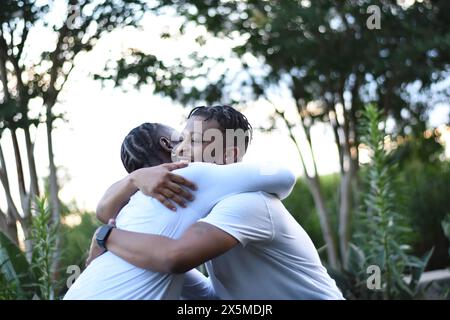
<box><xmin>64</xmin><ymin>105</ymin><xmax>344</xmax><ymax>300</ymax></box>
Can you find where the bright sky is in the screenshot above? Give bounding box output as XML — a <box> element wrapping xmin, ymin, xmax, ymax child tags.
<box><xmin>1</xmin><ymin>5</ymin><xmax>449</xmax><ymax>213</ymax></box>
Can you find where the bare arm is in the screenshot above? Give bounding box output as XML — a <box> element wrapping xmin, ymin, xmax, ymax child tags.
<box><xmin>96</xmin><ymin>162</ymin><xmax>197</xmax><ymax>224</ymax></box>
<box><xmin>104</xmin><ymin>222</ymin><xmax>238</xmax><ymax>274</ymax></box>
<box><xmin>96</xmin><ymin>175</ymin><xmax>137</xmax><ymax>224</ymax></box>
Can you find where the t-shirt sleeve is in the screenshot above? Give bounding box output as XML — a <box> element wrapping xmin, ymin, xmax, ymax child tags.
<box><xmin>198</xmin><ymin>192</ymin><xmax>274</xmax><ymax>247</ymax></box>
<box><xmin>172</xmin><ymin>162</ymin><xmax>296</xmax><ymax>217</ymax></box>
<box><xmin>180</xmin><ymin>268</ymin><xmax>218</xmax><ymax>300</ymax></box>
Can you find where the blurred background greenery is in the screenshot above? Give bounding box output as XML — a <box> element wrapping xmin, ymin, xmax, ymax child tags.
<box><xmin>284</xmin><ymin>158</ymin><xmax>450</xmax><ymax>270</ymax></box>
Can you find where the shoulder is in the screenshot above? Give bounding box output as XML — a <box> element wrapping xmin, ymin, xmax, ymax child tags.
<box><xmin>199</xmin><ymin>192</ymin><xmax>275</xmax><ymax>245</ymax></box>
<box><xmin>203</xmin><ymin>191</ymin><xmax>274</xmax><ymax>223</ymax></box>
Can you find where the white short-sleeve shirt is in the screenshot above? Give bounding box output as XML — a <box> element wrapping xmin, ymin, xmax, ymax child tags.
<box><xmin>198</xmin><ymin>191</ymin><xmax>344</xmax><ymax>300</ymax></box>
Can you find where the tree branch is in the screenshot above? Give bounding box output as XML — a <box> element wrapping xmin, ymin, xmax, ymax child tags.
<box><xmin>23</xmin><ymin>126</ymin><xmax>40</xmax><ymax>201</ymax></box>
<box><xmin>0</xmin><ymin>207</ymin><xmax>7</xmax><ymax>232</ymax></box>
<box><xmin>0</xmin><ymin>43</ymin><xmax>11</xmax><ymax>102</ymax></box>
<box><xmin>328</xmin><ymin>105</ymin><xmax>345</xmax><ymax>173</ymax></box>
<box><xmin>0</xmin><ymin>142</ymin><xmax>24</xmax><ymax>225</ymax></box>
<box><xmin>10</xmin><ymin>130</ymin><xmax>26</xmax><ymax>199</ymax></box>
<box><xmin>279</xmin><ymin>110</ymin><xmax>311</xmax><ymax>177</ymax></box>
<box><xmin>301</xmin><ymin>115</ymin><xmax>320</xmax><ymax>178</ymax></box>
<box><xmin>16</xmin><ymin>9</ymin><xmax>30</xmax><ymax>60</ymax></box>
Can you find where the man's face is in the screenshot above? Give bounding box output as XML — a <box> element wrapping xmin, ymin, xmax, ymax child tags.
<box><xmin>173</xmin><ymin>116</ymin><xmax>224</xmax><ymax>164</ymax></box>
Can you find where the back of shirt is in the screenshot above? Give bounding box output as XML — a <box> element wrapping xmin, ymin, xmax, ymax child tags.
<box><xmin>199</xmin><ymin>192</ymin><xmax>344</xmax><ymax>300</ymax></box>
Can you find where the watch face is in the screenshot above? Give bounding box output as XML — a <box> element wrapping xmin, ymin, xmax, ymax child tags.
<box><xmin>97</xmin><ymin>225</ymin><xmax>111</xmax><ymax>241</ymax></box>
<box><xmin>96</xmin><ymin>225</ymin><xmax>113</xmax><ymax>250</ymax></box>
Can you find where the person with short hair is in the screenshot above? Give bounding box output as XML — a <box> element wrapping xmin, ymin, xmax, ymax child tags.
<box><xmin>86</xmin><ymin>105</ymin><xmax>344</xmax><ymax>300</ymax></box>
<box><xmin>64</xmin><ymin>120</ymin><xmax>295</xmax><ymax>299</ymax></box>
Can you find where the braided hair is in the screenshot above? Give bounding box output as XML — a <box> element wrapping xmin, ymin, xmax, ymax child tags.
<box><xmin>188</xmin><ymin>105</ymin><xmax>253</xmax><ymax>151</ymax></box>
<box><xmin>120</xmin><ymin>123</ymin><xmax>170</xmax><ymax>173</ymax></box>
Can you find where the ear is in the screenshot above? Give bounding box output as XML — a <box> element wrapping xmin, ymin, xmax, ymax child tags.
<box><xmin>159</xmin><ymin>136</ymin><xmax>173</xmax><ymax>153</ymax></box>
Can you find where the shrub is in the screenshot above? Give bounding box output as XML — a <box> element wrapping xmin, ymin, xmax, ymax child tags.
<box><xmin>0</xmin><ymin>197</ymin><xmax>58</xmax><ymax>299</ymax></box>
<box><xmin>340</xmin><ymin>105</ymin><xmax>432</xmax><ymax>299</ymax></box>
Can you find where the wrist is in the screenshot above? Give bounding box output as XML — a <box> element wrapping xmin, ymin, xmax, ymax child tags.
<box><xmin>96</xmin><ymin>224</ymin><xmax>115</xmax><ymax>250</ymax></box>
<box><xmin>128</xmin><ymin>170</ymin><xmax>141</xmax><ymax>190</ymax></box>
<box><xmin>105</xmin><ymin>228</ymin><xmax>115</xmax><ymax>250</ymax></box>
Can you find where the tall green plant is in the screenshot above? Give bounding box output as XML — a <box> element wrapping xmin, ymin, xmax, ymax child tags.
<box><xmin>0</xmin><ymin>197</ymin><xmax>59</xmax><ymax>300</ymax></box>
<box><xmin>350</xmin><ymin>105</ymin><xmax>432</xmax><ymax>299</ymax></box>
<box><xmin>30</xmin><ymin>197</ymin><xmax>58</xmax><ymax>300</ymax></box>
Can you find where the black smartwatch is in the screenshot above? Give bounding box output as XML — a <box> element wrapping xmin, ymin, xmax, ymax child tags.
<box><xmin>96</xmin><ymin>224</ymin><xmax>115</xmax><ymax>250</ymax></box>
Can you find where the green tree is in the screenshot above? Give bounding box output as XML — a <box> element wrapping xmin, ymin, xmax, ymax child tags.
<box><xmin>96</xmin><ymin>0</ymin><xmax>450</xmax><ymax>268</ymax></box>
<box><xmin>0</xmin><ymin>0</ymin><xmax>147</xmax><ymax>269</ymax></box>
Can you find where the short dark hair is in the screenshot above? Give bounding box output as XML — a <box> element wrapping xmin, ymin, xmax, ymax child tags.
<box><xmin>188</xmin><ymin>105</ymin><xmax>253</xmax><ymax>151</ymax></box>
<box><xmin>121</xmin><ymin>123</ymin><xmax>168</xmax><ymax>173</ymax></box>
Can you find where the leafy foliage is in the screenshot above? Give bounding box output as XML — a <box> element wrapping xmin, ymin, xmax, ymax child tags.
<box><xmin>400</xmin><ymin>161</ymin><xmax>450</xmax><ymax>269</ymax></box>
<box><xmin>0</xmin><ymin>231</ymin><xmax>34</xmax><ymax>299</ymax></box>
<box><xmin>0</xmin><ymin>0</ymin><xmax>151</xmax><ymax>257</ymax></box>
<box><xmin>29</xmin><ymin>197</ymin><xmax>59</xmax><ymax>300</ymax></box>
<box><xmin>103</xmin><ymin>0</ymin><xmax>450</xmax><ymax>129</ymax></box>
<box><xmin>0</xmin><ymin>197</ymin><xmax>59</xmax><ymax>300</ymax></box>
<box><xmin>337</xmin><ymin>105</ymin><xmax>433</xmax><ymax>299</ymax></box>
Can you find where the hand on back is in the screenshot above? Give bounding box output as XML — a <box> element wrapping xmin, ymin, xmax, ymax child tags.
<box><xmin>131</xmin><ymin>162</ymin><xmax>197</xmax><ymax>211</ymax></box>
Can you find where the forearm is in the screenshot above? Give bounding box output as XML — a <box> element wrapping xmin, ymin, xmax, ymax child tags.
<box><xmin>96</xmin><ymin>175</ymin><xmax>138</xmax><ymax>224</ymax></box>
<box><xmin>105</xmin><ymin>222</ymin><xmax>236</xmax><ymax>274</ymax></box>
<box><xmin>106</xmin><ymin>228</ymin><xmax>180</xmax><ymax>273</ymax></box>
<box><xmin>202</xmin><ymin>162</ymin><xmax>296</xmax><ymax>205</ymax></box>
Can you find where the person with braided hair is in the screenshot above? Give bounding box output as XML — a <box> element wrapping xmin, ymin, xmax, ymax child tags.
<box><xmin>119</xmin><ymin>123</ymin><xmax>176</xmax><ymax>172</ymax></box>
<box><xmin>64</xmin><ymin>120</ymin><xmax>296</xmax><ymax>299</ymax></box>
<box><xmin>83</xmin><ymin>105</ymin><xmax>343</xmax><ymax>300</ymax></box>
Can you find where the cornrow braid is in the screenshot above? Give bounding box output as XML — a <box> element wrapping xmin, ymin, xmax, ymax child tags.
<box><xmin>120</xmin><ymin>123</ymin><xmax>167</xmax><ymax>173</ymax></box>
<box><xmin>188</xmin><ymin>105</ymin><xmax>253</xmax><ymax>150</ymax></box>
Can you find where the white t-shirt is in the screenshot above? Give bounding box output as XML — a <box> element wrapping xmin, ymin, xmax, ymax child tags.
<box><xmin>63</xmin><ymin>162</ymin><xmax>295</xmax><ymax>300</ymax></box>
<box><xmin>190</xmin><ymin>192</ymin><xmax>344</xmax><ymax>300</ymax></box>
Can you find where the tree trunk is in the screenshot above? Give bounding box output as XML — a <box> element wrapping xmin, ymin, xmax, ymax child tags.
<box><xmin>24</xmin><ymin>127</ymin><xmax>40</xmax><ymax>200</ymax></box>
<box><xmin>0</xmin><ymin>144</ymin><xmax>22</xmax><ymax>246</ymax></box>
<box><xmin>46</xmin><ymin>105</ymin><xmax>62</xmax><ymax>279</ymax></box>
<box><xmin>0</xmin><ymin>209</ymin><xmax>19</xmax><ymax>246</ymax></box>
<box><xmin>338</xmin><ymin>168</ymin><xmax>353</xmax><ymax>264</ymax></box>
<box><xmin>45</xmin><ymin>107</ymin><xmax>61</xmax><ymax>225</ymax></box>
<box><xmin>307</xmin><ymin>176</ymin><xmax>340</xmax><ymax>269</ymax></box>
<box><xmin>274</xmin><ymin>106</ymin><xmax>340</xmax><ymax>269</ymax></box>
